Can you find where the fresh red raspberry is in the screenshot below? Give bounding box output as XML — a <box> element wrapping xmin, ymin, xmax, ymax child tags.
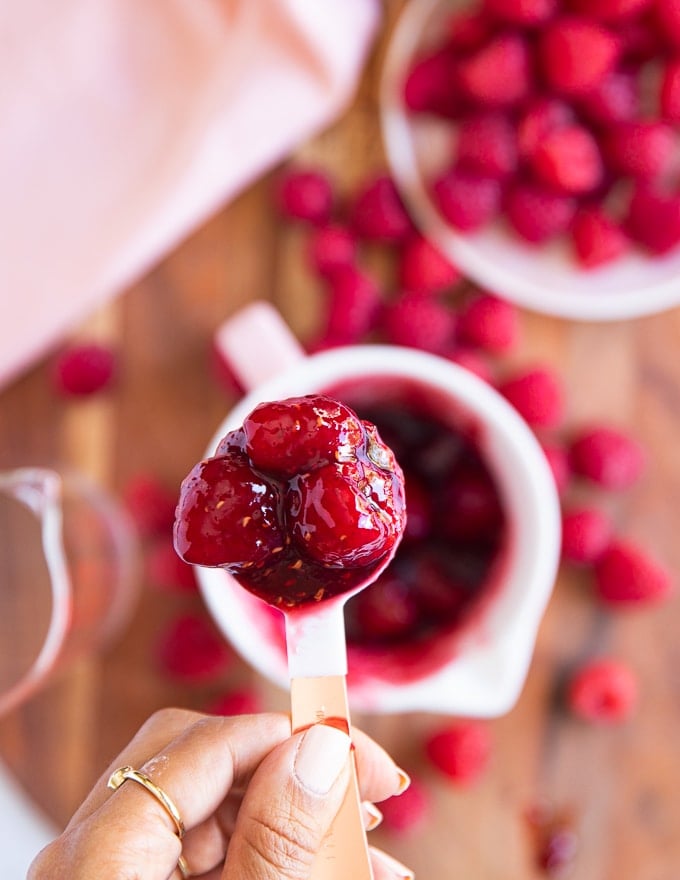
<box><xmin>439</xmin><ymin>468</ymin><xmax>503</xmax><ymax>541</ymax></box>
<box><xmin>532</xmin><ymin>125</ymin><xmax>604</xmax><ymax>195</ymax></box>
<box><xmin>347</xmin><ymin>572</ymin><xmax>419</xmax><ymax>640</ymax></box>
<box><xmin>146</xmin><ymin>538</ymin><xmax>197</xmax><ymax>593</ymax></box>
<box><xmin>399</xmin><ymin>235</ymin><xmax>461</xmax><ymax>294</ymax></box>
<box><xmin>625</xmin><ymin>184</ymin><xmax>680</xmax><ymax>255</ymax></box>
<box><xmin>568</xmin><ymin>0</ymin><xmax>652</xmax><ymax>21</ymax></box>
<box><xmin>618</xmin><ymin>13</ymin><xmax>662</xmax><ymax>62</ymax></box>
<box><xmin>383</xmin><ymin>291</ymin><xmax>457</xmax><ymax>354</ymax></box>
<box><xmin>447</xmin><ymin>347</ymin><xmax>496</xmax><ymax>384</ymax></box>
<box><xmin>157</xmin><ymin>613</ymin><xmax>232</xmax><ymax>682</ymax></box>
<box><xmin>380</xmin><ymin>776</ymin><xmax>429</xmax><ymax>834</ymax></box>
<box><xmin>306</xmin><ymin>225</ymin><xmax>357</xmax><ymax>278</ymax></box>
<box><xmin>403</xmin><ymin>49</ymin><xmax>459</xmax><ymax>118</ymax></box>
<box><xmin>561</xmin><ymin>508</ymin><xmax>612</xmax><ymax>564</ymax></box>
<box><xmin>458</xmin><ymin>293</ymin><xmax>520</xmax><ymax>353</ymax></box>
<box><xmin>578</xmin><ymin>69</ymin><xmax>639</xmax><ymax>125</ymax></box>
<box><xmin>276</xmin><ymin>169</ymin><xmax>333</xmax><ymax>225</ymax></box>
<box><xmin>657</xmin><ymin>0</ymin><xmax>680</xmax><ymax>48</ymax></box>
<box><xmin>447</xmin><ymin>9</ymin><xmax>496</xmax><ymax>50</ymax></box>
<box><xmin>569</xmin><ymin>426</ymin><xmax>645</xmax><ymax>489</ymax></box>
<box><xmin>207</xmin><ymin>688</ymin><xmax>262</xmax><ymax>716</ymax></box>
<box><xmin>539</xmin><ymin>19</ymin><xmax>620</xmax><ymax>95</ymax></box>
<box><xmin>567</xmin><ymin>658</ymin><xmax>638</xmax><ymax>723</ymax></box>
<box><xmin>456</xmin><ymin>112</ymin><xmax>518</xmax><ymax>180</ymax></box>
<box><xmin>458</xmin><ymin>33</ymin><xmax>531</xmax><ymax>106</ymax></box>
<box><xmin>483</xmin><ymin>0</ymin><xmax>556</xmax><ymax>25</ymax></box>
<box><xmin>594</xmin><ymin>540</ymin><xmax>673</xmax><ymax>604</ymax></box>
<box><xmin>517</xmin><ymin>97</ymin><xmax>573</xmax><ymax>162</ymax></box>
<box><xmin>432</xmin><ymin>167</ymin><xmax>502</xmax><ymax>232</ymax></box>
<box><xmin>52</xmin><ymin>343</ymin><xmax>116</xmax><ymax>396</ymax></box>
<box><xmin>323</xmin><ymin>265</ymin><xmax>382</xmax><ymax>344</ymax></box>
<box><xmin>425</xmin><ymin>721</ymin><xmax>492</xmax><ymax>784</ymax></box>
<box><xmin>571</xmin><ymin>208</ymin><xmax>629</xmax><ymax>269</ymax></box>
<box><xmin>123</xmin><ymin>474</ymin><xmax>178</xmax><ymax>537</ymax></box>
<box><xmin>349</xmin><ymin>175</ymin><xmax>412</xmax><ymax>243</ymax></box>
<box><xmin>602</xmin><ymin>121</ymin><xmax>675</xmax><ymax>179</ymax></box>
<box><xmin>505</xmin><ymin>182</ymin><xmax>577</xmax><ymax>244</ymax></box>
<box><xmin>541</xmin><ymin>441</ymin><xmax>571</xmax><ymax>495</ymax></box>
<box><xmin>499</xmin><ymin>367</ymin><xmax>565</xmax><ymax>428</ymax></box>
<box><xmin>661</xmin><ymin>59</ymin><xmax>680</xmax><ymax>122</ymax></box>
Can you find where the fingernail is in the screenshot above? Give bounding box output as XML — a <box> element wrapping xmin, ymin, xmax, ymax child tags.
<box><xmin>371</xmin><ymin>846</ymin><xmax>415</xmax><ymax>879</ymax></box>
<box><xmin>396</xmin><ymin>766</ymin><xmax>411</xmax><ymax>794</ymax></box>
<box><xmin>363</xmin><ymin>801</ymin><xmax>383</xmax><ymax>831</ymax></box>
<box><xmin>294</xmin><ymin>724</ymin><xmax>351</xmax><ymax>795</ymax></box>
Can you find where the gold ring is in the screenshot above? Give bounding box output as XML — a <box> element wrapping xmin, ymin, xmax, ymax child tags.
<box><xmin>108</xmin><ymin>765</ymin><xmax>186</xmax><ymax>839</ymax></box>
<box><xmin>177</xmin><ymin>854</ymin><xmax>190</xmax><ymax>878</ymax></box>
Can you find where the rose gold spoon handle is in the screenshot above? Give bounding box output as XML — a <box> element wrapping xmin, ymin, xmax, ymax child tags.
<box><xmin>291</xmin><ymin>675</ymin><xmax>373</xmax><ymax>880</ymax></box>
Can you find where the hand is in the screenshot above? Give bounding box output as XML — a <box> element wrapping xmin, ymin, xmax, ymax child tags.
<box><xmin>29</xmin><ymin>709</ymin><xmax>414</xmax><ymax>880</ymax></box>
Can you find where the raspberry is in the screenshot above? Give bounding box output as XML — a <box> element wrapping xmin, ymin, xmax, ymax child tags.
<box><xmin>567</xmin><ymin>658</ymin><xmax>638</xmax><ymax>723</ymax></box>
<box><xmin>52</xmin><ymin>343</ymin><xmax>116</xmax><ymax>396</ymax></box>
<box><xmin>625</xmin><ymin>184</ymin><xmax>680</xmax><ymax>254</ymax></box>
<box><xmin>578</xmin><ymin>69</ymin><xmax>639</xmax><ymax>125</ymax></box>
<box><xmin>561</xmin><ymin>508</ymin><xmax>612</xmax><ymax>564</ymax></box>
<box><xmin>207</xmin><ymin>688</ymin><xmax>262</xmax><ymax>716</ymax></box>
<box><xmin>447</xmin><ymin>9</ymin><xmax>495</xmax><ymax>50</ymax></box>
<box><xmin>571</xmin><ymin>208</ymin><xmax>629</xmax><ymax>269</ymax></box>
<box><xmin>123</xmin><ymin>474</ymin><xmax>178</xmax><ymax>537</ymax></box>
<box><xmin>661</xmin><ymin>60</ymin><xmax>680</xmax><ymax>122</ymax></box>
<box><xmin>399</xmin><ymin>235</ymin><xmax>461</xmax><ymax>294</ymax></box>
<box><xmin>539</xmin><ymin>19</ymin><xmax>620</xmax><ymax>95</ymax></box>
<box><xmin>517</xmin><ymin>98</ymin><xmax>573</xmax><ymax>162</ymax></box>
<box><xmin>425</xmin><ymin>721</ymin><xmax>492</xmax><ymax>784</ymax></box>
<box><xmin>594</xmin><ymin>539</ymin><xmax>673</xmax><ymax>604</ymax></box>
<box><xmin>276</xmin><ymin>169</ymin><xmax>333</xmax><ymax>225</ymax></box>
<box><xmin>618</xmin><ymin>14</ymin><xmax>661</xmax><ymax>62</ymax></box>
<box><xmin>657</xmin><ymin>0</ymin><xmax>680</xmax><ymax>48</ymax></box>
<box><xmin>349</xmin><ymin>176</ymin><xmax>412</xmax><ymax>243</ymax></box>
<box><xmin>346</xmin><ymin>572</ymin><xmax>419</xmax><ymax>640</ymax></box>
<box><xmin>505</xmin><ymin>182</ymin><xmax>577</xmax><ymax>244</ymax></box>
<box><xmin>324</xmin><ymin>265</ymin><xmax>382</xmax><ymax>344</ymax></box>
<box><xmin>403</xmin><ymin>477</ymin><xmax>434</xmax><ymax>542</ymax></box>
<box><xmin>383</xmin><ymin>291</ymin><xmax>457</xmax><ymax>354</ymax></box>
<box><xmin>569</xmin><ymin>426</ymin><xmax>645</xmax><ymax>489</ymax></box>
<box><xmin>483</xmin><ymin>0</ymin><xmax>556</xmax><ymax>25</ymax></box>
<box><xmin>432</xmin><ymin>167</ymin><xmax>502</xmax><ymax>232</ymax></box>
<box><xmin>410</xmin><ymin>555</ymin><xmax>470</xmax><ymax>617</ymax></box>
<box><xmin>403</xmin><ymin>49</ymin><xmax>459</xmax><ymax>118</ymax></box>
<box><xmin>498</xmin><ymin>367</ymin><xmax>565</xmax><ymax>428</ymax></box>
<box><xmin>541</xmin><ymin>441</ymin><xmax>571</xmax><ymax>495</ymax></box>
<box><xmin>157</xmin><ymin>613</ymin><xmax>232</xmax><ymax>682</ymax></box>
<box><xmin>447</xmin><ymin>347</ymin><xmax>496</xmax><ymax>384</ymax></box>
<box><xmin>380</xmin><ymin>776</ymin><xmax>429</xmax><ymax>834</ymax></box>
<box><xmin>602</xmin><ymin>122</ymin><xmax>675</xmax><ymax>179</ymax></box>
<box><xmin>456</xmin><ymin>112</ymin><xmax>518</xmax><ymax>179</ymax></box>
<box><xmin>458</xmin><ymin>33</ymin><xmax>531</xmax><ymax>106</ymax></box>
<box><xmin>532</xmin><ymin>125</ymin><xmax>604</xmax><ymax>195</ymax></box>
<box><xmin>568</xmin><ymin>0</ymin><xmax>652</xmax><ymax>21</ymax></box>
<box><xmin>458</xmin><ymin>293</ymin><xmax>520</xmax><ymax>353</ymax></box>
<box><xmin>439</xmin><ymin>468</ymin><xmax>503</xmax><ymax>541</ymax></box>
<box><xmin>306</xmin><ymin>225</ymin><xmax>357</xmax><ymax>278</ymax></box>
<box><xmin>146</xmin><ymin>538</ymin><xmax>197</xmax><ymax>593</ymax></box>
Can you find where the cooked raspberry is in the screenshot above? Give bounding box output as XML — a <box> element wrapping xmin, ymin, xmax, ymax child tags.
<box><xmin>399</xmin><ymin>235</ymin><xmax>461</xmax><ymax>294</ymax></box>
<box><xmin>174</xmin><ymin>452</ymin><xmax>284</xmax><ymax>569</ymax></box>
<box><xmin>439</xmin><ymin>468</ymin><xmax>503</xmax><ymax>541</ymax></box>
<box><xmin>456</xmin><ymin>112</ymin><xmax>518</xmax><ymax>180</ymax></box>
<box><xmin>383</xmin><ymin>291</ymin><xmax>457</xmax><ymax>354</ymax></box>
<box><xmin>123</xmin><ymin>473</ymin><xmax>178</xmax><ymax>537</ymax></box>
<box><xmin>306</xmin><ymin>225</ymin><xmax>357</xmax><ymax>278</ymax></box>
<box><xmin>403</xmin><ymin>477</ymin><xmax>434</xmax><ymax>542</ymax></box>
<box><xmin>52</xmin><ymin>343</ymin><xmax>116</xmax><ymax>396</ymax></box>
<box><xmin>276</xmin><ymin>169</ymin><xmax>333</xmax><ymax>225</ymax></box>
<box><xmin>568</xmin><ymin>0</ymin><xmax>652</xmax><ymax>20</ymax></box>
<box><xmin>207</xmin><ymin>688</ymin><xmax>262</xmax><ymax>716</ymax></box>
<box><xmin>602</xmin><ymin>122</ymin><xmax>675</xmax><ymax>179</ymax></box>
<box><xmin>349</xmin><ymin>176</ymin><xmax>412</xmax><ymax>243</ymax></box>
<box><xmin>447</xmin><ymin>347</ymin><xmax>496</xmax><ymax>384</ymax></box>
<box><xmin>410</xmin><ymin>555</ymin><xmax>471</xmax><ymax>617</ymax></box>
<box><xmin>505</xmin><ymin>183</ymin><xmax>577</xmax><ymax>244</ymax></box>
<box><xmin>244</xmin><ymin>395</ymin><xmax>364</xmax><ymax>477</ymax></box>
<box><xmin>347</xmin><ymin>572</ymin><xmax>419</xmax><ymax>640</ymax></box>
<box><xmin>380</xmin><ymin>776</ymin><xmax>429</xmax><ymax>834</ymax></box>
<box><xmin>425</xmin><ymin>721</ymin><xmax>492</xmax><ymax>784</ymax></box>
<box><xmin>541</xmin><ymin>441</ymin><xmax>571</xmax><ymax>495</ymax></box>
<box><xmin>403</xmin><ymin>49</ymin><xmax>459</xmax><ymax>118</ymax></box>
<box><xmin>499</xmin><ymin>367</ymin><xmax>564</xmax><ymax>429</ymax></box>
<box><xmin>458</xmin><ymin>293</ymin><xmax>520</xmax><ymax>353</ymax></box>
<box><xmin>532</xmin><ymin>125</ymin><xmax>603</xmax><ymax>195</ymax></box>
<box><xmin>661</xmin><ymin>60</ymin><xmax>680</xmax><ymax>122</ymax></box>
<box><xmin>571</xmin><ymin>208</ymin><xmax>629</xmax><ymax>269</ymax></box>
<box><xmin>567</xmin><ymin>658</ymin><xmax>638</xmax><ymax>723</ymax></box>
<box><xmin>146</xmin><ymin>538</ymin><xmax>197</xmax><ymax>593</ymax></box>
<box><xmin>483</xmin><ymin>0</ymin><xmax>556</xmax><ymax>24</ymax></box>
<box><xmin>517</xmin><ymin>97</ymin><xmax>573</xmax><ymax>162</ymax></box>
<box><xmin>157</xmin><ymin>613</ymin><xmax>232</xmax><ymax>682</ymax></box>
<box><xmin>578</xmin><ymin>69</ymin><xmax>639</xmax><ymax>125</ymax></box>
<box><xmin>625</xmin><ymin>184</ymin><xmax>680</xmax><ymax>255</ymax></box>
<box><xmin>569</xmin><ymin>426</ymin><xmax>645</xmax><ymax>489</ymax></box>
<box><xmin>323</xmin><ymin>265</ymin><xmax>383</xmax><ymax>344</ymax></box>
<box><xmin>594</xmin><ymin>540</ymin><xmax>673</xmax><ymax>604</ymax></box>
<box><xmin>458</xmin><ymin>33</ymin><xmax>531</xmax><ymax>106</ymax></box>
<box><xmin>539</xmin><ymin>19</ymin><xmax>620</xmax><ymax>95</ymax></box>
<box><xmin>447</xmin><ymin>9</ymin><xmax>495</xmax><ymax>50</ymax></box>
<box><xmin>432</xmin><ymin>167</ymin><xmax>502</xmax><ymax>232</ymax></box>
<box><xmin>561</xmin><ymin>508</ymin><xmax>612</xmax><ymax>564</ymax></box>
<box><xmin>657</xmin><ymin>0</ymin><xmax>680</xmax><ymax>48</ymax></box>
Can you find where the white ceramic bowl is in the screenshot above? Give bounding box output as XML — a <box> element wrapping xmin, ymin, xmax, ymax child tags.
<box><xmin>381</xmin><ymin>0</ymin><xmax>680</xmax><ymax>321</ymax></box>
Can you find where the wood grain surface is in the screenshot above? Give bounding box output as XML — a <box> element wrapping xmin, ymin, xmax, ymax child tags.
<box><xmin>2</xmin><ymin>4</ymin><xmax>680</xmax><ymax>877</ymax></box>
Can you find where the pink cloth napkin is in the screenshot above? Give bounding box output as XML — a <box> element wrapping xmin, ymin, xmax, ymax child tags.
<box><xmin>0</xmin><ymin>0</ymin><xmax>380</xmax><ymax>388</ymax></box>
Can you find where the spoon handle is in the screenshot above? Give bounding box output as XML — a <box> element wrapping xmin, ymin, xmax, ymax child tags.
<box><xmin>291</xmin><ymin>675</ymin><xmax>374</xmax><ymax>880</ymax></box>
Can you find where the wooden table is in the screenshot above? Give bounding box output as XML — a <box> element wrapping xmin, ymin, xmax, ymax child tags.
<box><xmin>2</xmin><ymin>5</ymin><xmax>680</xmax><ymax>877</ymax></box>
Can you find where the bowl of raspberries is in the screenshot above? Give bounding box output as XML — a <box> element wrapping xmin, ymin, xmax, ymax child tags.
<box><xmin>382</xmin><ymin>0</ymin><xmax>680</xmax><ymax>320</ymax></box>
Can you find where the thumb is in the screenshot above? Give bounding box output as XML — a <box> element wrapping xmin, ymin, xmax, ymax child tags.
<box><xmin>223</xmin><ymin>723</ymin><xmax>352</xmax><ymax>880</ymax></box>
